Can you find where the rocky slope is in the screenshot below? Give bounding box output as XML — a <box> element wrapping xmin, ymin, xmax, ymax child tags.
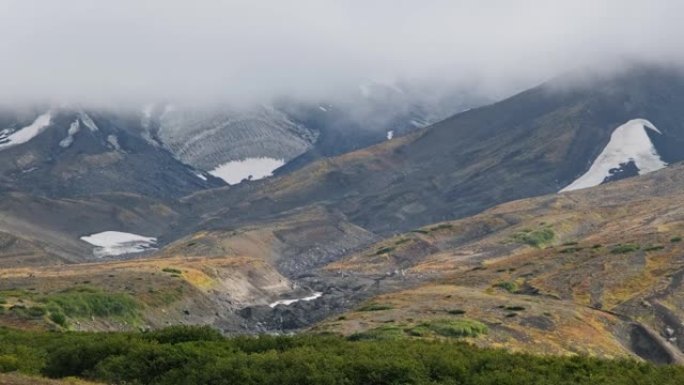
<box><xmin>317</xmin><ymin>162</ymin><xmax>684</xmax><ymax>362</ymax></box>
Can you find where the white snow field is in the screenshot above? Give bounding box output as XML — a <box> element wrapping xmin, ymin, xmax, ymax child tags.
<box><xmin>269</xmin><ymin>292</ymin><xmax>323</xmax><ymax>308</ymax></box>
<box><xmin>0</xmin><ymin>112</ymin><xmax>52</xmax><ymax>150</ymax></box>
<box><xmin>561</xmin><ymin>119</ymin><xmax>667</xmax><ymax>192</ymax></box>
<box><xmin>80</xmin><ymin>231</ymin><xmax>158</xmax><ymax>258</ymax></box>
<box><xmin>209</xmin><ymin>157</ymin><xmax>285</xmax><ymax>185</ymax></box>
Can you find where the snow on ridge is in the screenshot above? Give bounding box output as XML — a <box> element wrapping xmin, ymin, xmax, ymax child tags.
<box><xmin>0</xmin><ymin>112</ymin><xmax>52</xmax><ymax>150</ymax></box>
<box><xmin>560</xmin><ymin>119</ymin><xmax>666</xmax><ymax>192</ymax></box>
<box><xmin>209</xmin><ymin>157</ymin><xmax>285</xmax><ymax>185</ymax></box>
<box><xmin>59</xmin><ymin>119</ymin><xmax>81</xmax><ymax>148</ymax></box>
<box><xmin>80</xmin><ymin>231</ymin><xmax>157</xmax><ymax>258</ymax></box>
<box><xmin>79</xmin><ymin>112</ymin><xmax>99</xmax><ymax>132</ymax></box>
<box><xmin>387</xmin><ymin>130</ymin><xmax>394</xmax><ymax>140</ymax></box>
<box><xmin>269</xmin><ymin>292</ymin><xmax>323</xmax><ymax>308</ymax></box>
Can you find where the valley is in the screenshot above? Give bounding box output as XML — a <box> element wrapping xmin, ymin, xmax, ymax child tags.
<box><xmin>4</xmin><ymin>64</ymin><xmax>684</xmax><ymax>370</ymax></box>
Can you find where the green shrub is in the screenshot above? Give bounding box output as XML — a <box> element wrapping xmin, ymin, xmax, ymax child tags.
<box><xmin>610</xmin><ymin>244</ymin><xmax>640</xmax><ymax>254</ymax></box>
<box><xmin>671</xmin><ymin>236</ymin><xmax>682</xmax><ymax>243</ymax></box>
<box><xmin>37</xmin><ymin>287</ymin><xmax>139</xmax><ymax>320</ymax></box>
<box><xmin>357</xmin><ymin>303</ymin><xmax>393</xmax><ymax>312</ymax></box>
<box><xmin>421</xmin><ymin>319</ymin><xmax>488</xmax><ymax>338</ymax></box>
<box><xmin>49</xmin><ymin>311</ymin><xmax>67</xmax><ymax>327</ymax></box>
<box><xmin>161</xmin><ymin>267</ymin><xmax>183</xmax><ymax>274</ymax></box>
<box><xmin>559</xmin><ymin>247</ymin><xmax>582</xmax><ymax>253</ymax></box>
<box><xmin>494</xmin><ymin>281</ymin><xmax>518</xmax><ymax>293</ymax></box>
<box><xmin>512</xmin><ymin>227</ymin><xmax>555</xmax><ymax>247</ymax></box>
<box><xmin>446</xmin><ymin>309</ymin><xmax>466</xmax><ymax>315</ymax></box>
<box><xmin>143</xmin><ymin>325</ymin><xmax>224</xmax><ymax>344</ymax></box>
<box><xmin>348</xmin><ymin>325</ymin><xmax>405</xmax><ymax>341</ymax></box>
<box><xmin>0</xmin><ymin>326</ymin><xmax>683</xmax><ymax>384</ymax></box>
<box><xmin>504</xmin><ymin>306</ymin><xmax>526</xmax><ymax>311</ymax></box>
<box><xmin>26</xmin><ymin>306</ymin><xmax>46</xmax><ymax>317</ymax></box>
<box><xmin>0</xmin><ymin>354</ymin><xmax>19</xmax><ymax>372</ymax></box>
<box><xmin>644</xmin><ymin>245</ymin><xmax>665</xmax><ymax>252</ymax></box>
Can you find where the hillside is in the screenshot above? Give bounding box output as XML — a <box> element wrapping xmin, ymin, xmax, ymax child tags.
<box><xmin>183</xmin><ymin>65</ymin><xmax>684</xmax><ymax>237</ymax></box>
<box><xmin>316</xmin><ymin>162</ymin><xmax>684</xmax><ymax>362</ymax></box>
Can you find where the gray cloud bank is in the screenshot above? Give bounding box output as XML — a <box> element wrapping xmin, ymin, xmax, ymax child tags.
<box><xmin>0</xmin><ymin>0</ymin><xmax>682</xmax><ymax>106</ymax></box>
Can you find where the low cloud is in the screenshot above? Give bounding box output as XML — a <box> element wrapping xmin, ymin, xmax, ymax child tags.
<box><xmin>1</xmin><ymin>0</ymin><xmax>683</xmax><ymax>107</ymax></box>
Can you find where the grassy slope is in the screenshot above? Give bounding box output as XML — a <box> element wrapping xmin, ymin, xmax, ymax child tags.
<box><xmin>319</xmin><ymin>163</ymin><xmax>684</xmax><ymax>361</ymax></box>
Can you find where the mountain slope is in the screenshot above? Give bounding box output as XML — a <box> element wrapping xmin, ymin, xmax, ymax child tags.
<box><xmin>184</xmin><ymin>65</ymin><xmax>684</xmax><ymax>236</ymax></box>
<box><xmin>0</xmin><ymin>108</ymin><xmax>223</xmax><ymax>199</ymax></box>
<box><xmin>318</xmin><ymin>162</ymin><xmax>684</xmax><ymax>362</ymax></box>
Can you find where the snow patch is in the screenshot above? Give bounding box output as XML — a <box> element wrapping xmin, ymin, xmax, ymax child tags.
<box><xmin>195</xmin><ymin>172</ymin><xmax>208</xmax><ymax>181</ymax></box>
<box><xmin>560</xmin><ymin>119</ymin><xmax>666</xmax><ymax>192</ymax></box>
<box><xmin>209</xmin><ymin>157</ymin><xmax>285</xmax><ymax>185</ymax></box>
<box><xmin>80</xmin><ymin>231</ymin><xmax>157</xmax><ymax>258</ymax></box>
<box><xmin>79</xmin><ymin>113</ymin><xmax>98</xmax><ymax>131</ymax></box>
<box><xmin>386</xmin><ymin>130</ymin><xmax>394</xmax><ymax>140</ymax></box>
<box><xmin>59</xmin><ymin>119</ymin><xmax>81</xmax><ymax>148</ymax></box>
<box><xmin>269</xmin><ymin>292</ymin><xmax>323</xmax><ymax>308</ymax></box>
<box><xmin>0</xmin><ymin>112</ymin><xmax>52</xmax><ymax>150</ymax></box>
<box><xmin>318</xmin><ymin>105</ymin><xmax>328</xmax><ymax>112</ymax></box>
<box><xmin>107</xmin><ymin>135</ymin><xmax>121</xmax><ymax>150</ymax></box>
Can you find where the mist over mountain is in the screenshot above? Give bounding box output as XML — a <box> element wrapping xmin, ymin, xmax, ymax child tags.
<box><xmin>6</xmin><ymin>2</ymin><xmax>684</xmax><ymax>383</ymax></box>
<box><xmin>2</xmin><ymin>0</ymin><xmax>684</xmax><ymax>108</ymax></box>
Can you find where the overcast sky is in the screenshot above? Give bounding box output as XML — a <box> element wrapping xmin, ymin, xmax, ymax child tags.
<box><xmin>0</xmin><ymin>0</ymin><xmax>682</xmax><ymax>106</ymax></box>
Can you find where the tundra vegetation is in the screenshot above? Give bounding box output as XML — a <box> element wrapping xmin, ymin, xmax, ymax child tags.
<box><xmin>1</xmin><ymin>326</ymin><xmax>684</xmax><ymax>384</ymax></box>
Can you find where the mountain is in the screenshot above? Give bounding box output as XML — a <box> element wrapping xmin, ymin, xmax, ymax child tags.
<box><xmin>185</xmin><ymin>65</ymin><xmax>684</xmax><ymax>237</ymax></box>
<box><xmin>0</xmin><ymin>107</ymin><xmax>223</xmax><ymax>199</ymax></box>
<box><xmin>6</xmin><ymin>65</ymin><xmax>684</xmax><ymax>364</ymax></box>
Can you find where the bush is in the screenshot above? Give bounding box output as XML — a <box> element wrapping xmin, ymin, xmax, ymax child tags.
<box><xmin>39</xmin><ymin>287</ymin><xmax>139</xmax><ymax>319</ymax></box>
<box><xmin>1</xmin><ymin>325</ymin><xmax>684</xmax><ymax>385</ymax></box>
<box><xmin>348</xmin><ymin>325</ymin><xmax>405</xmax><ymax>341</ymax></box>
<box><xmin>610</xmin><ymin>244</ymin><xmax>640</xmax><ymax>254</ymax></box>
<box><xmin>357</xmin><ymin>303</ymin><xmax>393</xmax><ymax>312</ymax></box>
<box><xmin>494</xmin><ymin>281</ymin><xmax>518</xmax><ymax>293</ymax></box>
<box><xmin>512</xmin><ymin>227</ymin><xmax>555</xmax><ymax>247</ymax></box>
<box><xmin>0</xmin><ymin>354</ymin><xmax>19</xmax><ymax>372</ymax></box>
<box><xmin>504</xmin><ymin>306</ymin><xmax>526</xmax><ymax>311</ymax></box>
<box><xmin>49</xmin><ymin>311</ymin><xmax>67</xmax><ymax>327</ymax></box>
<box><xmin>559</xmin><ymin>247</ymin><xmax>582</xmax><ymax>254</ymax></box>
<box><xmin>671</xmin><ymin>236</ymin><xmax>682</xmax><ymax>243</ymax></box>
<box><xmin>446</xmin><ymin>309</ymin><xmax>466</xmax><ymax>315</ymax></box>
<box><xmin>421</xmin><ymin>319</ymin><xmax>488</xmax><ymax>338</ymax></box>
<box><xmin>143</xmin><ymin>325</ymin><xmax>224</xmax><ymax>344</ymax></box>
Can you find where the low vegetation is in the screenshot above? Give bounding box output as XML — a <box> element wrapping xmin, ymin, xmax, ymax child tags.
<box><xmin>357</xmin><ymin>303</ymin><xmax>393</xmax><ymax>312</ymax></box>
<box><xmin>0</xmin><ymin>287</ymin><xmax>140</xmax><ymax>328</ymax></box>
<box><xmin>494</xmin><ymin>281</ymin><xmax>518</xmax><ymax>293</ymax></box>
<box><xmin>161</xmin><ymin>267</ymin><xmax>183</xmax><ymax>275</ymax></box>
<box><xmin>374</xmin><ymin>246</ymin><xmax>394</xmax><ymax>256</ymax></box>
<box><xmin>419</xmin><ymin>319</ymin><xmax>488</xmax><ymax>338</ymax></box>
<box><xmin>610</xmin><ymin>243</ymin><xmax>640</xmax><ymax>254</ymax></box>
<box><xmin>1</xmin><ymin>325</ymin><xmax>683</xmax><ymax>385</ymax></box>
<box><xmin>511</xmin><ymin>226</ymin><xmax>555</xmax><ymax>247</ymax></box>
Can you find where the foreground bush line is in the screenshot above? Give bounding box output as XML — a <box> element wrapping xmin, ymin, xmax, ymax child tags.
<box><xmin>1</xmin><ymin>325</ymin><xmax>684</xmax><ymax>384</ymax></box>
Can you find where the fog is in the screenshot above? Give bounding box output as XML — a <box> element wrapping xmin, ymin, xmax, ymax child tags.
<box><xmin>0</xmin><ymin>0</ymin><xmax>682</xmax><ymax>107</ymax></box>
